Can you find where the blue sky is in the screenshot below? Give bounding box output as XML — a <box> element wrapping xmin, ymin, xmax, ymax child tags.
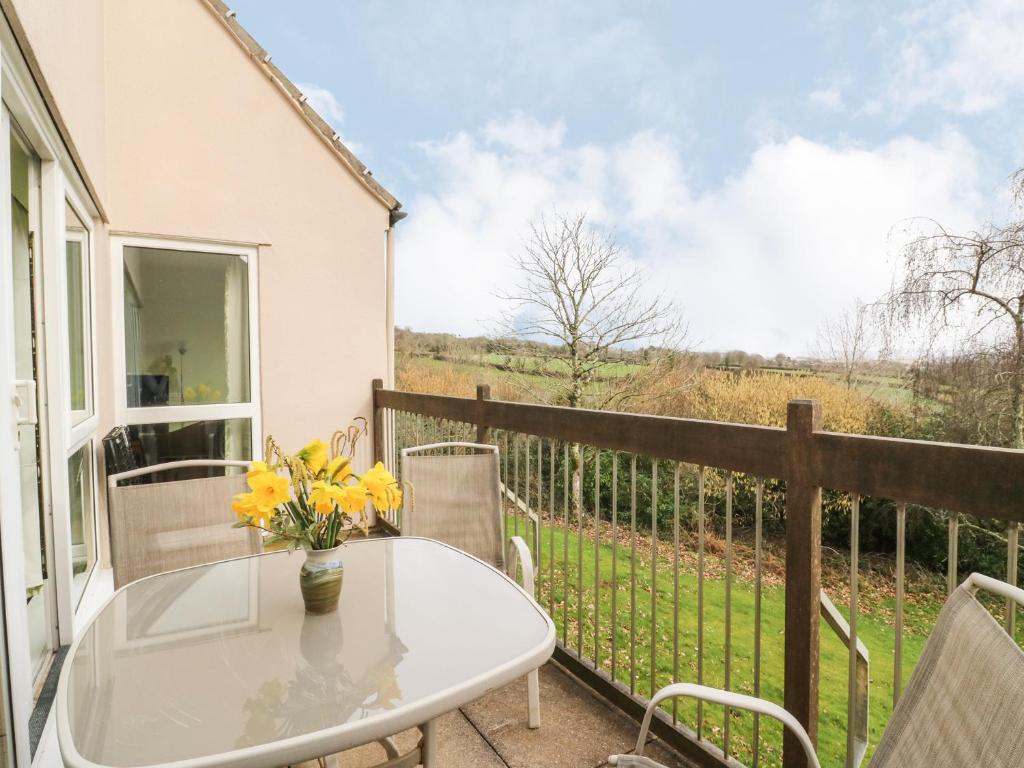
<box><xmin>231</xmin><ymin>0</ymin><xmax>1024</xmax><ymax>355</ymax></box>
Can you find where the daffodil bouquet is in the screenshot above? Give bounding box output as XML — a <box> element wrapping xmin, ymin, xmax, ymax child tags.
<box><xmin>231</xmin><ymin>422</ymin><xmax>402</xmax><ymax>551</ymax></box>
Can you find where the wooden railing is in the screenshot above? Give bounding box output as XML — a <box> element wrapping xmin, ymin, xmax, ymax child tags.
<box><xmin>371</xmin><ymin>379</ymin><xmax>1024</xmax><ymax>768</ymax></box>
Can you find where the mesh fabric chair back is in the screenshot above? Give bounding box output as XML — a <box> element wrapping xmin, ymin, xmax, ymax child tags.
<box><xmin>400</xmin><ymin>445</ymin><xmax>504</xmax><ymax>569</ymax></box>
<box><xmin>869</xmin><ymin>584</ymin><xmax>1024</xmax><ymax>767</ymax></box>
<box><xmin>108</xmin><ymin>472</ymin><xmax>261</xmax><ymax>589</ymax></box>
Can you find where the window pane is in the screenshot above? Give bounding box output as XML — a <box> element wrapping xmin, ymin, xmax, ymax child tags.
<box><xmin>66</xmin><ymin>202</ymin><xmax>91</xmax><ymax>419</ymax></box>
<box><xmin>68</xmin><ymin>443</ymin><xmax>95</xmax><ymax>607</ymax></box>
<box><xmin>123</xmin><ymin>246</ymin><xmax>250</xmax><ymax>407</ymax></box>
<box><xmin>125</xmin><ymin>419</ymin><xmax>252</xmax><ymax>479</ymax></box>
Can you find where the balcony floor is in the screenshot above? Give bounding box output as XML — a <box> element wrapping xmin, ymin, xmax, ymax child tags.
<box><xmin>312</xmin><ymin>662</ymin><xmax>696</xmax><ymax>768</ymax></box>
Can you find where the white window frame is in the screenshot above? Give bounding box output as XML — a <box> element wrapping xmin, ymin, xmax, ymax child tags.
<box><xmin>50</xmin><ymin>182</ymin><xmax>101</xmax><ymax>630</ymax></box>
<box><xmin>64</xmin><ymin>187</ymin><xmax>97</xmax><ymax>444</ymax></box>
<box><xmin>0</xmin><ymin>21</ymin><xmax>105</xmax><ymax>765</ymax></box>
<box><xmin>63</xmin><ymin>205</ymin><xmax>93</xmax><ymax>429</ymax></box>
<box><xmin>111</xmin><ymin>234</ymin><xmax>263</xmax><ymax>455</ymax></box>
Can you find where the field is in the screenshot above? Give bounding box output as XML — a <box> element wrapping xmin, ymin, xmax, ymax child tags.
<box><xmin>398</xmin><ymin>350</ymin><xmax>918</xmax><ymax>410</ymax></box>
<box><xmin>520</xmin><ymin>509</ymin><xmax>1020</xmax><ymax>768</ymax></box>
<box><xmin>395</xmin><ymin>341</ymin><xmax>1019</xmax><ymax>766</ymax></box>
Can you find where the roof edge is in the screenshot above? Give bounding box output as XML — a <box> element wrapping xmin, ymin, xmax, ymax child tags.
<box><xmin>200</xmin><ymin>0</ymin><xmax>401</xmax><ymax>212</ymax></box>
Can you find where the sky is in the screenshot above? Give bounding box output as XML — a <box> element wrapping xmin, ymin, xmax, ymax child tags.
<box><xmin>230</xmin><ymin>0</ymin><xmax>1024</xmax><ymax>356</ymax></box>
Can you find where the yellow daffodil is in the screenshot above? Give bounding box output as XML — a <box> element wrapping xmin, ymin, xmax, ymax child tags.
<box><xmin>247</xmin><ymin>468</ymin><xmax>291</xmax><ymax>513</ymax></box>
<box><xmin>232</xmin><ymin>491</ymin><xmax>274</xmax><ymax>527</ymax></box>
<box><xmin>247</xmin><ymin>460</ymin><xmax>270</xmax><ymax>480</ymax></box>
<box><xmin>297</xmin><ymin>438</ymin><xmax>329</xmax><ymax>475</ymax></box>
<box><xmin>308</xmin><ymin>480</ymin><xmax>340</xmax><ymax>516</ymax></box>
<box><xmin>335</xmin><ymin>482</ymin><xmax>370</xmax><ymax>515</ymax></box>
<box><xmin>361</xmin><ymin>462</ymin><xmax>402</xmax><ymax>512</ymax></box>
<box><xmin>326</xmin><ymin>455</ymin><xmax>353</xmax><ymax>481</ymax></box>
<box><xmin>232</xmin><ymin>491</ymin><xmax>258</xmax><ymax>521</ymax></box>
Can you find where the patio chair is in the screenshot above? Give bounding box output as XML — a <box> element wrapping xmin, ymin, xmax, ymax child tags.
<box><xmin>609</xmin><ymin>572</ymin><xmax>1024</xmax><ymax>768</ymax></box>
<box><xmin>400</xmin><ymin>441</ymin><xmax>543</xmax><ymax>728</ymax></box>
<box><xmin>107</xmin><ymin>460</ymin><xmax>262</xmax><ymax>589</ymax></box>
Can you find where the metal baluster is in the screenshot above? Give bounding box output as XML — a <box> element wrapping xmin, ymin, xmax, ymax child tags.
<box><xmin>513</xmin><ymin>435</ymin><xmax>520</xmax><ymax>540</ymax></box>
<box><xmin>594</xmin><ymin>449</ymin><xmax>601</xmax><ymax>669</ymax></box>
<box><xmin>1007</xmin><ymin>522</ymin><xmax>1020</xmax><ymax>635</ymax></box>
<box><xmin>847</xmin><ymin>494</ymin><xmax>861</xmax><ymax>768</ymax></box>
<box><xmin>724</xmin><ymin>471</ymin><xmax>733</xmax><ymax>757</ymax></box>
<box><xmin>947</xmin><ymin>511</ymin><xmax>959</xmax><ymax>595</ymax></box>
<box><xmin>538</xmin><ymin>438</ymin><xmax>544</xmax><ymax>600</ymax></box>
<box><xmin>753</xmin><ymin>478</ymin><xmax>764</xmax><ymax>768</ymax></box>
<box><xmin>672</xmin><ymin>462</ymin><xmax>681</xmax><ymax>724</ymax></box>
<box><xmin>611</xmin><ymin>453</ymin><xmax>619</xmax><ymax>682</ymax></box>
<box><xmin>697</xmin><ymin>465</ymin><xmax>705</xmax><ymax>738</ymax></box>
<box><xmin>502</xmin><ymin>432</ymin><xmax>509</xmax><ymax>490</ymax></box>
<box><xmin>894</xmin><ymin>504</ymin><xmax>906</xmax><ymax>707</ymax></box>
<box><xmin>389</xmin><ymin>410</ymin><xmax>396</xmax><ymax>474</ymax></box>
<box><xmin>549</xmin><ymin>441</ymin><xmax>556</xmax><ymax>620</ymax></box>
<box><xmin>563</xmin><ymin>444</ymin><xmax>570</xmax><ymax>646</ymax></box>
<box><xmin>525</xmin><ymin>438</ymin><xmax>532</xmax><ymax>573</ymax></box>
<box><xmin>577</xmin><ymin>445</ymin><xmax>584</xmax><ymax>657</ymax></box>
<box><xmin>630</xmin><ymin>454</ymin><xmax>638</xmax><ymax>694</ymax></box>
<box><xmin>650</xmin><ymin>460</ymin><xmax>658</xmax><ymax>699</ymax></box>
<box><xmin>525</xmin><ymin>437</ymin><xmax>532</xmax><ymax>530</ymax></box>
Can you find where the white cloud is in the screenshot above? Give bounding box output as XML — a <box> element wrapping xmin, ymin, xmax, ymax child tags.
<box><xmin>891</xmin><ymin>0</ymin><xmax>1024</xmax><ymax>113</ymax></box>
<box><xmin>396</xmin><ymin>117</ymin><xmax>984</xmax><ymax>355</ymax></box>
<box><xmin>296</xmin><ymin>82</ymin><xmax>362</xmax><ymax>153</ymax></box>
<box><xmin>483</xmin><ymin>113</ymin><xmax>566</xmax><ymax>154</ymax></box>
<box><xmin>808</xmin><ymin>85</ymin><xmax>844</xmax><ymax>111</ymax></box>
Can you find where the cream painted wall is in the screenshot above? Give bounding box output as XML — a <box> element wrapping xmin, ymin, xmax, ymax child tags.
<box><xmin>2</xmin><ymin>0</ymin><xmax>394</xmax><ymax>566</ymax></box>
<box><xmin>102</xmin><ymin>0</ymin><xmax>392</xmax><ymax>455</ymax></box>
<box><xmin>7</xmin><ymin>0</ymin><xmax>108</xmax><ymax>201</ymax></box>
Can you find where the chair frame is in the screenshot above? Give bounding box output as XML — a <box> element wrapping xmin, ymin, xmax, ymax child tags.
<box><xmin>106</xmin><ymin>459</ymin><xmax>251</xmax><ymax>488</ymax></box>
<box><xmin>610</xmin><ymin>572</ymin><xmax>1024</xmax><ymax>768</ymax></box>
<box><xmin>399</xmin><ymin>441</ymin><xmax>541</xmax><ymax>728</ymax></box>
<box><xmin>106</xmin><ymin>459</ymin><xmax>256</xmax><ymax>589</ymax></box>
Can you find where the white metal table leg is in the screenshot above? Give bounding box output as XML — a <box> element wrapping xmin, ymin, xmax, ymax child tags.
<box><xmin>421</xmin><ymin>719</ymin><xmax>438</xmax><ymax>767</ymax></box>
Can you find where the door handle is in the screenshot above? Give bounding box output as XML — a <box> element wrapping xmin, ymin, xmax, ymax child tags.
<box><xmin>12</xmin><ymin>379</ymin><xmax>37</xmax><ymax>426</ymax></box>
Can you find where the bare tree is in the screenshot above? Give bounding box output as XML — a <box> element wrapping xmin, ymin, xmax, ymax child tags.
<box><xmin>497</xmin><ymin>212</ymin><xmax>686</xmax><ymax>518</ymax></box>
<box><xmin>815</xmin><ymin>300</ymin><xmax>876</xmax><ymax>389</ymax></box>
<box><xmin>884</xmin><ymin>181</ymin><xmax>1024</xmax><ymax>448</ymax></box>
<box><xmin>497</xmin><ymin>212</ymin><xmax>686</xmax><ymax>410</ymax></box>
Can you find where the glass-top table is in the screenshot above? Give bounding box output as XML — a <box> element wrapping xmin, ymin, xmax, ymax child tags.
<box><xmin>57</xmin><ymin>537</ymin><xmax>555</xmax><ymax>768</ymax></box>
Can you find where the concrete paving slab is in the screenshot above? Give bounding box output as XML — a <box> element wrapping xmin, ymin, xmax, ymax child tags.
<box><xmin>289</xmin><ymin>710</ymin><xmax>504</xmax><ymax>768</ymax></box>
<box><xmin>463</xmin><ymin>663</ymin><xmax>654</xmax><ymax>768</ymax></box>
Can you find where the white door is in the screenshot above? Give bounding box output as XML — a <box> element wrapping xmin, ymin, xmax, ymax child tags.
<box><xmin>8</xmin><ymin>126</ymin><xmax>55</xmax><ymax>691</ymax></box>
<box><xmin>0</xmin><ymin>109</ymin><xmax>38</xmax><ymax>766</ymax></box>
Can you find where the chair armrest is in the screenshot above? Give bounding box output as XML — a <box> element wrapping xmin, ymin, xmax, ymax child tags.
<box><xmin>506</xmin><ymin>535</ymin><xmax>536</xmax><ymax>597</ymax></box>
<box><xmin>609</xmin><ymin>683</ymin><xmax>820</xmax><ymax>768</ymax></box>
<box><xmin>606</xmin><ymin>756</ymin><xmax>665</xmax><ymax>768</ymax></box>
<box><xmin>527</xmin><ymin>510</ymin><xmax>540</xmax><ymax>576</ymax></box>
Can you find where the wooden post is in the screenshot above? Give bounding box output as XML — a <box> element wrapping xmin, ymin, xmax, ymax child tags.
<box><xmin>476</xmin><ymin>384</ymin><xmax>491</xmax><ymax>445</ymax></box>
<box><xmin>372</xmin><ymin>378</ymin><xmax>384</xmax><ymax>465</ymax></box>
<box><xmin>784</xmin><ymin>400</ymin><xmax>822</xmax><ymax>768</ymax></box>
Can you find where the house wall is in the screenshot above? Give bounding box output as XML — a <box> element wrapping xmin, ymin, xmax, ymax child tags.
<box><xmin>3</xmin><ymin>0</ymin><xmax>393</xmax><ymax>566</ymax></box>
<box><xmin>7</xmin><ymin>0</ymin><xmax>392</xmax><ymax>457</ymax></box>
<box><xmin>102</xmin><ymin>0</ymin><xmax>390</xmax><ymax>457</ymax></box>
<box><xmin>6</xmin><ymin>0</ymin><xmax>108</xmax><ymax>202</ymax></box>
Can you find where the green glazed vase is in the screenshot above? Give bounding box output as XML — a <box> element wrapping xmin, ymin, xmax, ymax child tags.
<box><xmin>299</xmin><ymin>545</ymin><xmax>344</xmax><ymax>614</ymax></box>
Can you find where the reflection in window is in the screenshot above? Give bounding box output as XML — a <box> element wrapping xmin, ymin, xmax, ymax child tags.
<box><xmin>124</xmin><ymin>419</ymin><xmax>252</xmax><ymax>480</ymax></box>
<box><xmin>66</xmin><ymin>202</ymin><xmax>91</xmax><ymax>418</ymax></box>
<box><xmin>68</xmin><ymin>443</ymin><xmax>95</xmax><ymax>607</ymax></box>
<box><xmin>123</xmin><ymin>247</ymin><xmax>250</xmax><ymax>408</ymax></box>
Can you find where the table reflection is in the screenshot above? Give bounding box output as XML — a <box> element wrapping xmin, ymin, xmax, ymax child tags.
<box><xmin>63</xmin><ymin>539</ymin><xmax>551</xmax><ymax>768</ymax></box>
<box><xmin>237</xmin><ymin>610</ymin><xmax>407</xmax><ymax>747</ymax></box>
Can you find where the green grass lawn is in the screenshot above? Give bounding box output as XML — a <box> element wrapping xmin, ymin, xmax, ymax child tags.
<box><xmin>510</xmin><ymin>512</ymin><xmax>990</xmax><ymax>768</ymax></box>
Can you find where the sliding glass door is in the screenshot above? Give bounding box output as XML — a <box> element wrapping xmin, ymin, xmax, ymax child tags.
<box><xmin>9</xmin><ymin>129</ymin><xmax>55</xmax><ymax>688</ymax></box>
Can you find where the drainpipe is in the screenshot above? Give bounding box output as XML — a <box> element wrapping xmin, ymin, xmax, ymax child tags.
<box><xmin>386</xmin><ymin>209</ymin><xmax>407</xmax><ymax>388</ymax></box>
